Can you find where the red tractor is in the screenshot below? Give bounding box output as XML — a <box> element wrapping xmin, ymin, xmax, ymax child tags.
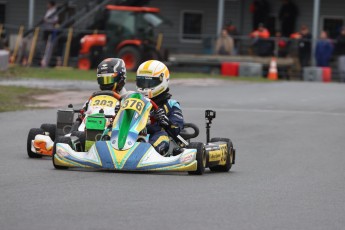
<box><xmin>78</xmin><ymin>5</ymin><xmax>168</xmax><ymax>71</ymax></box>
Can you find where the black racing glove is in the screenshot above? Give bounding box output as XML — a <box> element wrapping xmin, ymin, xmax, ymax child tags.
<box><xmin>154</xmin><ymin>108</ymin><xmax>170</xmax><ymax>128</ymax></box>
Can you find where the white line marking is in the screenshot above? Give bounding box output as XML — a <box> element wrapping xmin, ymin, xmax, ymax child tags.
<box><xmin>184</xmin><ymin>107</ymin><xmax>345</xmax><ymax>117</ymax></box>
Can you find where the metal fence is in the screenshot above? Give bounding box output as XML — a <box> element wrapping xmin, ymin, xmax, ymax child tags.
<box><xmin>0</xmin><ymin>23</ymin><xmax>343</xmax><ymax>81</ymax></box>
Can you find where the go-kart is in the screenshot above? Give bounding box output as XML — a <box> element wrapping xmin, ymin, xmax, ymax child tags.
<box><xmin>26</xmin><ymin>91</ymin><xmax>119</xmax><ymax>158</ymax></box>
<box><xmin>53</xmin><ymin>92</ymin><xmax>236</xmax><ymax>175</ymax></box>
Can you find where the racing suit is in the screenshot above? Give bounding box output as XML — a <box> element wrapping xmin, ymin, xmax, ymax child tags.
<box><xmin>147</xmin><ymin>90</ymin><xmax>184</xmax><ymax>154</ymax></box>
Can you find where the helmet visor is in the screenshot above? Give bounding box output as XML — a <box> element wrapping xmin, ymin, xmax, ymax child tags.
<box><xmin>136</xmin><ymin>76</ymin><xmax>162</xmax><ymax>89</ymax></box>
<box><xmin>97</xmin><ymin>74</ymin><xmax>119</xmax><ymax>85</ymax></box>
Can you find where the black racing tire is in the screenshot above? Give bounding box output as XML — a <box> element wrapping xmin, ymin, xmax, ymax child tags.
<box><xmin>27</xmin><ymin>128</ymin><xmax>45</xmax><ymax>158</ymax></box>
<box><xmin>52</xmin><ymin>136</ymin><xmax>72</xmax><ymax>169</ymax></box>
<box><xmin>209</xmin><ymin>138</ymin><xmax>233</xmax><ymax>172</ymax></box>
<box><xmin>40</xmin><ymin>123</ymin><xmax>56</xmax><ymax>141</ymax></box>
<box><xmin>118</xmin><ymin>46</ymin><xmax>141</xmax><ymax>71</ymax></box>
<box><xmin>71</xmin><ymin>131</ymin><xmax>86</xmax><ymax>151</ymax></box>
<box><xmin>187</xmin><ymin>142</ymin><xmax>206</xmax><ymax>175</ymax></box>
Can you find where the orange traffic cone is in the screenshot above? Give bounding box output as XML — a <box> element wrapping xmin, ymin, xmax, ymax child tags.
<box><xmin>267</xmin><ymin>57</ymin><xmax>278</xmax><ymax>80</ymax></box>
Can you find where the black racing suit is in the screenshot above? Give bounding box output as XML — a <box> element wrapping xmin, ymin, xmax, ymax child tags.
<box><xmin>147</xmin><ymin>90</ymin><xmax>184</xmax><ymax>154</ymax></box>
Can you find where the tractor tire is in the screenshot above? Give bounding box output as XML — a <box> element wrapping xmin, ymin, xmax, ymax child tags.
<box><xmin>187</xmin><ymin>142</ymin><xmax>206</xmax><ymax>175</ymax></box>
<box><xmin>27</xmin><ymin>128</ymin><xmax>45</xmax><ymax>158</ymax></box>
<box><xmin>118</xmin><ymin>46</ymin><xmax>141</xmax><ymax>71</ymax></box>
<box><xmin>71</xmin><ymin>131</ymin><xmax>86</xmax><ymax>151</ymax></box>
<box><xmin>40</xmin><ymin>123</ymin><xmax>56</xmax><ymax>141</ymax></box>
<box><xmin>209</xmin><ymin>138</ymin><xmax>233</xmax><ymax>172</ymax></box>
<box><xmin>52</xmin><ymin>136</ymin><xmax>72</xmax><ymax>169</ymax></box>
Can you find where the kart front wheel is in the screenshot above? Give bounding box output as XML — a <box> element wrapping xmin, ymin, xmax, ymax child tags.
<box><xmin>187</xmin><ymin>142</ymin><xmax>206</xmax><ymax>175</ymax></box>
<box><xmin>27</xmin><ymin>128</ymin><xmax>44</xmax><ymax>158</ymax></box>
<box><xmin>52</xmin><ymin>136</ymin><xmax>72</xmax><ymax>170</ymax></box>
<box><xmin>209</xmin><ymin>138</ymin><xmax>233</xmax><ymax>172</ymax></box>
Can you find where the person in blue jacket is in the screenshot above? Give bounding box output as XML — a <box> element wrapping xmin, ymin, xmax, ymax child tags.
<box><xmin>315</xmin><ymin>31</ymin><xmax>334</xmax><ymax>67</ymax></box>
<box><xmin>136</xmin><ymin>60</ymin><xmax>184</xmax><ymax>155</ymax></box>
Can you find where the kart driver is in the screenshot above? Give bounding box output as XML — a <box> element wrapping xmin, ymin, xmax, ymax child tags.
<box><xmin>83</xmin><ymin>57</ymin><xmax>128</xmax><ymax>114</ymax></box>
<box><xmin>30</xmin><ymin>58</ymin><xmax>128</xmax><ymax>156</ymax></box>
<box><xmin>136</xmin><ymin>60</ymin><xmax>184</xmax><ymax>155</ymax></box>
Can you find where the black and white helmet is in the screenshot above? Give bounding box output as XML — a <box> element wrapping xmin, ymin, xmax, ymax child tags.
<box><xmin>96</xmin><ymin>58</ymin><xmax>126</xmax><ymax>92</ymax></box>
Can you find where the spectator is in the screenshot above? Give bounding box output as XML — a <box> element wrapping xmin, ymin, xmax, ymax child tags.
<box><xmin>225</xmin><ymin>20</ymin><xmax>239</xmax><ymax>54</ymax></box>
<box><xmin>250</xmin><ymin>23</ymin><xmax>272</xmax><ymax>56</ymax></box>
<box><xmin>215</xmin><ymin>29</ymin><xmax>234</xmax><ymax>55</ymax></box>
<box><xmin>335</xmin><ymin>27</ymin><xmax>345</xmax><ymax>82</ymax></box>
<box><xmin>275</xmin><ymin>31</ymin><xmax>288</xmax><ymax>57</ymax></box>
<box><xmin>250</xmin><ymin>23</ymin><xmax>270</xmax><ymax>39</ymax></box>
<box><xmin>250</xmin><ymin>0</ymin><xmax>270</xmax><ymax>31</ymax></box>
<box><xmin>279</xmin><ymin>0</ymin><xmax>298</xmax><ymax>37</ymax></box>
<box><xmin>225</xmin><ymin>20</ymin><xmax>238</xmax><ymax>37</ymax></box>
<box><xmin>315</xmin><ymin>31</ymin><xmax>334</xmax><ymax>67</ymax></box>
<box><xmin>293</xmin><ymin>25</ymin><xmax>312</xmax><ymax>68</ymax></box>
<box><xmin>42</xmin><ymin>1</ymin><xmax>58</xmax><ymax>41</ymax></box>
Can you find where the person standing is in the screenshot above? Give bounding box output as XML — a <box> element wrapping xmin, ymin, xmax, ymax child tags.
<box><xmin>250</xmin><ymin>23</ymin><xmax>272</xmax><ymax>56</ymax></box>
<box><xmin>315</xmin><ymin>31</ymin><xmax>334</xmax><ymax>67</ymax></box>
<box><xmin>297</xmin><ymin>25</ymin><xmax>312</xmax><ymax>68</ymax></box>
<box><xmin>279</xmin><ymin>0</ymin><xmax>298</xmax><ymax>37</ymax></box>
<box><xmin>215</xmin><ymin>29</ymin><xmax>234</xmax><ymax>55</ymax></box>
<box><xmin>42</xmin><ymin>1</ymin><xmax>59</xmax><ymax>41</ymax></box>
<box><xmin>335</xmin><ymin>27</ymin><xmax>345</xmax><ymax>82</ymax></box>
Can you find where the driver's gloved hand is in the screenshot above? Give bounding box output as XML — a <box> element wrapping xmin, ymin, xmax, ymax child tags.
<box><xmin>154</xmin><ymin>108</ymin><xmax>170</xmax><ymax>128</ymax></box>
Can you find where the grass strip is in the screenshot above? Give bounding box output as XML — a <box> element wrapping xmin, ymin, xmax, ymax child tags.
<box><xmin>0</xmin><ymin>85</ymin><xmax>50</xmax><ymax>112</ymax></box>
<box><xmin>0</xmin><ymin>66</ymin><xmax>270</xmax><ymax>82</ymax></box>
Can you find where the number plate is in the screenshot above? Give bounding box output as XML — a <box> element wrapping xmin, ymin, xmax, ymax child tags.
<box><xmin>121</xmin><ymin>98</ymin><xmax>144</xmax><ymax>114</ymax></box>
<box><xmin>90</xmin><ymin>95</ymin><xmax>118</xmax><ymax>108</ymax></box>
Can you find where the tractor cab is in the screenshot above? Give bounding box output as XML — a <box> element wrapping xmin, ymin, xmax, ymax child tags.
<box><xmin>78</xmin><ymin>5</ymin><xmax>170</xmax><ymax>71</ymax></box>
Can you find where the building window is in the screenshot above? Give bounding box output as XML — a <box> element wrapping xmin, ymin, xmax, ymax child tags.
<box><xmin>321</xmin><ymin>16</ymin><xmax>344</xmax><ymax>39</ymax></box>
<box><xmin>0</xmin><ymin>3</ymin><xmax>6</xmax><ymax>24</ymax></box>
<box><xmin>180</xmin><ymin>11</ymin><xmax>203</xmax><ymax>42</ymax></box>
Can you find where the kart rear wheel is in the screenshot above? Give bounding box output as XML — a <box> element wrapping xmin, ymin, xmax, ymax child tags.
<box><xmin>187</xmin><ymin>142</ymin><xmax>206</xmax><ymax>175</ymax></box>
<box><xmin>27</xmin><ymin>128</ymin><xmax>44</xmax><ymax>158</ymax></box>
<box><xmin>52</xmin><ymin>136</ymin><xmax>72</xmax><ymax>169</ymax></box>
<box><xmin>40</xmin><ymin>123</ymin><xmax>56</xmax><ymax>141</ymax></box>
<box><xmin>209</xmin><ymin>138</ymin><xmax>233</xmax><ymax>172</ymax></box>
<box><xmin>71</xmin><ymin>131</ymin><xmax>85</xmax><ymax>151</ymax></box>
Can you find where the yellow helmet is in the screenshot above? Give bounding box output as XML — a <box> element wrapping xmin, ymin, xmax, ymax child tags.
<box><xmin>136</xmin><ymin>60</ymin><xmax>170</xmax><ymax>98</ymax></box>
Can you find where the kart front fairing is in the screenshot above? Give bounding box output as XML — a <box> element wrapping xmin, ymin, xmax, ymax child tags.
<box><xmin>53</xmin><ymin>93</ymin><xmax>198</xmax><ymax>172</ymax></box>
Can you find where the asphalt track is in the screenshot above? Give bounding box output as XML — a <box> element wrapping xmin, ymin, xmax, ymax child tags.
<box><xmin>1</xmin><ymin>81</ymin><xmax>345</xmax><ymax>230</ymax></box>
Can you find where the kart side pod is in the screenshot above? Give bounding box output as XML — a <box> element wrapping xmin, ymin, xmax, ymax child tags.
<box><xmin>205</xmin><ymin>144</ymin><xmax>228</xmax><ymax>167</ymax></box>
